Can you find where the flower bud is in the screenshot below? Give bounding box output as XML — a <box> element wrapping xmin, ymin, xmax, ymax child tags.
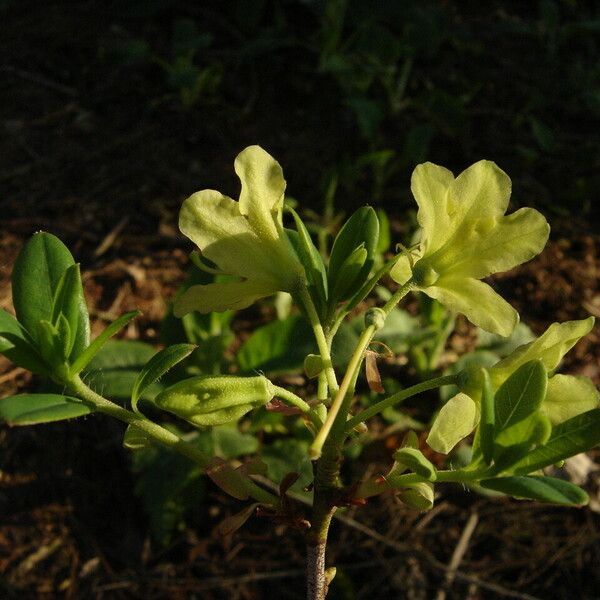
<box><xmin>153</xmin><ymin>375</ymin><xmax>275</xmax><ymax>427</ymax></box>
<box><xmin>364</xmin><ymin>307</ymin><xmax>386</xmax><ymax>331</ymax></box>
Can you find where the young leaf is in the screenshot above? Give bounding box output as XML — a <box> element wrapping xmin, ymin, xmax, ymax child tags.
<box><xmin>215</xmin><ymin>503</ymin><xmax>260</xmax><ymax>536</ymax></box>
<box><xmin>36</xmin><ymin>319</ymin><xmax>67</xmax><ymax>368</ymax></box>
<box><xmin>287</xmin><ymin>208</ymin><xmax>328</xmax><ymax>312</ymax></box>
<box><xmin>0</xmin><ymin>393</ymin><xmax>94</xmax><ymax>425</ymax></box>
<box><xmin>397</xmin><ymin>481</ymin><xmax>434</xmax><ymax>511</ymax></box>
<box><xmin>0</xmin><ymin>309</ymin><xmax>51</xmax><ymax>376</ymax></box>
<box><xmin>12</xmin><ymin>233</ymin><xmax>89</xmax><ymax>356</ymax></box>
<box><xmin>479</xmin><ymin>369</ymin><xmax>495</xmax><ymax>464</ymax></box>
<box><xmin>345</xmin><ymin>257</ymin><xmax>398</xmax><ymax>313</ymax></box>
<box><xmin>328</xmin><ymin>206</ymin><xmax>379</xmax><ymax>303</ymax></box>
<box><xmin>56</xmin><ymin>313</ymin><xmax>72</xmax><ymax>358</ymax></box>
<box><xmin>391</xmin><ymin>447</ymin><xmax>437</xmax><ymax>481</ymax></box>
<box><xmin>131</xmin><ymin>343</ymin><xmax>196</xmax><ymax>413</ymax></box>
<box><xmin>70</xmin><ymin>310</ymin><xmax>141</xmax><ymax>375</ymax></box>
<box><xmin>495</xmin><ymin>360</ymin><xmax>547</xmax><ymax>432</ymax></box>
<box><xmin>206</xmin><ymin>457</ymin><xmax>251</xmax><ymax>500</ymax></box>
<box><xmin>512</xmin><ymin>408</ymin><xmax>600</xmax><ymax>474</ymax></box>
<box><xmin>480</xmin><ymin>476</ymin><xmax>588</xmax><ymax>506</ymax></box>
<box><xmin>329</xmin><ymin>244</ymin><xmax>368</xmax><ymax>303</ymax></box>
<box><xmin>50</xmin><ymin>263</ymin><xmax>89</xmax><ymax>359</ymax></box>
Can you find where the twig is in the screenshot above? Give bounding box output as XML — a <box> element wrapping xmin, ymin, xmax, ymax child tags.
<box><xmin>251</xmin><ymin>476</ymin><xmax>543</xmax><ymax>600</ymax></box>
<box><xmin>93</xmin><ymin>560</ymin><xmax>387</xmax><ymax>594</ymax></box>
<box><xmin>0</xmin><ymin>367</ymin><xmax>26</xmax><ymax>384</ymax></box>
<box><xmin>435</xmin><ymin>511</ymin><xmax>479</xmax><ymax>600</ymax></box>
<box><xmin>94</xmin><ymin>216</ymin><xmax>130</xmax><ymax>257</ymax></box>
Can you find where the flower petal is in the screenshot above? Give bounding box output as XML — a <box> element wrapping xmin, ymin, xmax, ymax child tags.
<box><xmin>427</xmin><ymin>392</ymin><xmax>479</xmax><ymax>454</ymax></box>
<box><xmin>493</xmin><ymin>317</ymin><xmax>595</xmax><ymax>377</ymax></box>
<box><xmin>425</xmin><ymin>277</ymin><xmax>519</xmax><ymax>336</ymax></box>
<box><xmin>174</xmin><ymin>279</ymin><xmax>277</xmax><ymax>316</ymax></box>
<box><xmin>179</xmin><ymin>189</ymin><xmax>273</xmax><ymax>281</ymax></box>
<box><xmin>448</xmin><ymin>160</ymin><xmax>512</xmax><ymax>228</ymax></box>
<box><xmin>541</xmin><ymin>374</ymin><xmax>600</xmax><ymax>425</ymax></box>
<box><xmin>435</xmin><ymin>207</ymin><xmax>550</xmax><ymax>279</ymax></box>
<box><xmin>234</xmin><ymin>145</ymin><xmax>286</xmax><ymax>241</ymax></box>
<box><xmin>411</xmin><ymin>162</ymin><xmax>454</xmax><ymax>253</ymax></box>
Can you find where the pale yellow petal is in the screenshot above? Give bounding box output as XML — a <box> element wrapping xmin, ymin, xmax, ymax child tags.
<box><xmin>424</xmin><ymin>277</ymin><xmax>519</xmax><ymax>336</ymax></box>
<box><xmin>234</xmin><ymin>145</ymin><xmax>285</xmax><ymax>241</ymax></box>
<box><xmin>173</xmin><ymin>280</ymin><xmax>277</xmax><ymax>316</ymax></box>
<box><xmin>179</xmin><ymin>189</ymin><xmax>272</xmax><ymax>280</ymax></box>
<box><xmin>410</xmin><ymin>162</ymin><xmax>454</xmax><ymax>253</ymax></box>
<box><xmin>448</xmin><ymin>160</ymin><xmax>512</xmax><ymax>228</ymax></box>
<box><xmin>541</xmin><ymin>374</ymin><xmax>600</xmax><ymax>425</ymax></box>
<box><xmin>434</xmin><ymin>207</ymin><xmax>550</xmax><ymax>279</ymax></box>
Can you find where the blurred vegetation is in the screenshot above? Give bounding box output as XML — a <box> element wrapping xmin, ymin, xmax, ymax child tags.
<box><xmin>94</xmin><ymin>0</ymin><xmax>600</xmax><ymax>218</ymax></box>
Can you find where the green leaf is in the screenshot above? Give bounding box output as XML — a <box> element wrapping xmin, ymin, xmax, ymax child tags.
<box><xmin>131</xmin><ymin>344</ymin><xmax>196</xmax><ymax>412</ymax></box>
<box><xmin>426</xmin><ymin>392</ymin><xmax>479</xmax><ymax>454</ymax></box>
<box><xmin>211</xmin><ymin>425</ymin><xmax>259</xmax><ymax>459</ymax></box>
<box><xmin>512</xmin><ymin>409</ymin><xmax>600</xmax><ymax>474</ymax></box>
<box><xmin>476</xmin><ymin>322</ymin><xmax>535</xmax><ymax>357</ymax></box>
<box><xmin>492</xmin><ymin>412</ymin><xmax>552</xmax><ymax>472</ymax></box>
<box><xmin>345</xmin><ymin>257</ymin><xmax>397</xmax><ymax>313</ymax></box>
<box><xmin>480</xmin><ymin>476</ymin><xmax>588</xmax><ymax>506</ymax></box>
<box><xmin>328</xmin><ymin>206</ymin><xmax>379</xmax><ymax>303</ymax></box>
<box><xmin>397</xmin><ymin>481</ymin><xmax>434</xmax><ymax>511</ymax></box>
<box><xmin>375</xmin><ymin>208</ymin><xmax>391</xmax><ymax>255</ymax></box>
<box><xmin>0</xmin><ymin>309</ymin><xmax>50</xmax><ymax>375</ymax></box>
<box><xmin>391</xmin><ymin>447</ymin><xmax>437</xmax><ymax>481</ymax></box>
<box><xmin>495</xmin><ymin>360</ymin><xmax>547</xmax><ymax>431</ymax></box>
<box><xmin>83</xmin><ymin>340</ymin><xmax>162</xmax><ymax>400</ymax></box>
<box><xmin>132</xmin><ymin>439</ymin><xmax>205</xmax><ymax>545</ymax></box>
<box><xmin>479</xmin><ymin>370</ymin><xmax>495</xmax><ymax>464</ymax></box>
<box><xmin>329</xmin><ymin>244</ymin><xmax>368</xmax><ymax>303</ymax></box>
<box><xmin>50</xmin><ymin>263</ymin><xmax>88</xmax><ymax>358</ymax></box>
<box><xmin>237</xmin><ymin>315</ymin><xmax>316</xmax><ymax>374</ymax></box>
<box><xmin>0</xmin><ymin>393</ymin><xmax>93</xmax><ymax>425</ymax></box>
<box><xmin>70</xmin><ymin>310</ymin><xmax>141</xmax><ymax>374</ymax></box>
<box><xmin>541</xmin><ymin>374</ymin><xmax>600</xmax><ymax>425</ymax></box>
<box><xmin>36</xmin><ymin>319</ymin><xmax>67</xmax><ymax>368</ymax></box>
<box><xmin>12</xmin><ymin>233</ymin><xmax>89</xmax><ymax>356</ymax></box>
<box><xmin>287</xmin><ymin>209</ymin><xmax>328</xmax><ymax>314</ymax></box>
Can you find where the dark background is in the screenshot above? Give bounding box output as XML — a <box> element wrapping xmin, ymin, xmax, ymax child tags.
<box><xmin>1</xmin><ymin>1</ymin><xmax>599</xmax><ymax>598</ymax></box>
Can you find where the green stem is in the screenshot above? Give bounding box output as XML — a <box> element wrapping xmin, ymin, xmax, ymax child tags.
<box><xmin>388</xmin><ymin>468</ymin><xmax>482</xmax><ymax>487</ymax></box>
<box><xmin>345</xmin><ymin>374</ymin><xmax>458</xmax><ymax>431</ymax></box>
<box><xmin>272</xmin><ymin>385</ymin><xmax>312</xmax><ymax>413</ymax></box>
<box><xmin>299</xmin><ymin>288</ymin><xmax>339</xmax><ymax>396</ymax></box>
<box><xmin>309</xmin><ymin>281</ymin><xmax>414</xmax><ymax>459</ymax></box>
<box><xmin>67</xmin><ymin>375</ymin><xmax>278</xmax><ymax>506</ymax></box>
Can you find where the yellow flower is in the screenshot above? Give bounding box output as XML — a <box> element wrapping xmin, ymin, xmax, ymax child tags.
<box><xmin>392</xmin><ymin>160</ymin><xmax>550</xmax><ymax>336</ymax></box>
<box><xmin>174</xmin><ymin>146</ymin><xmax>306</xmax><ymax>316</ymax></box>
